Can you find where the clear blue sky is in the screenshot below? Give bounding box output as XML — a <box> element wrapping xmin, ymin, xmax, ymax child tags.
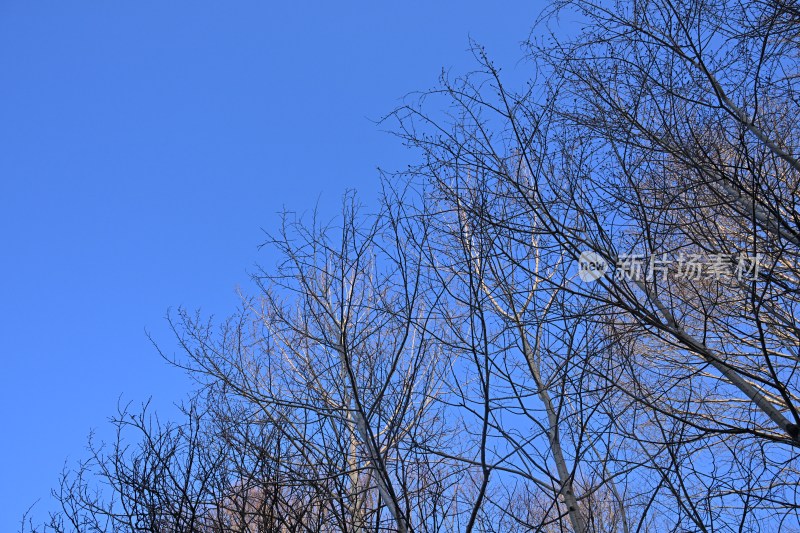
<box><xmin>0</xmin><ymin>1</ymin><xmax>546</xmax><ymax>527</ymax></box>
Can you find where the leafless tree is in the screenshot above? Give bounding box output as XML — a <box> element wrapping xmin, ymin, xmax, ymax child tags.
<box><xmin>26</xmin><ymin>1</ymin><xmax>800</xmax><ymax>531</ymax></box>
<box><xmin>162</xmin><ymin>193</ymin><xmax>459</xmax><ymax>532</ymax></box>
<box><xmin>389</xmin><ymin>0</ymin><xmax>800</xmax><ymax>530</ymax></box>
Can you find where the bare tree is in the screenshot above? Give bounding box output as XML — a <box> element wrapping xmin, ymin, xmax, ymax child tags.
<box><xmin>389</xmin><ymin>0</ymin><xmax>800</xmax><ymax>529</ymax></box>
<box><xmin>164</xmin><ymin>193</ymin><xmax>457</xmax><ymax>532</ymax></box>
<box><xmin>26</xmin><ymin>1</ymin><xmax>800</xmax><ymax>531</ymax></box>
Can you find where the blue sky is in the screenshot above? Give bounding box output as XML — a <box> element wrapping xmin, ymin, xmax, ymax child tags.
<box><xmin>0</xmin><ymin>1</ymin><xmax>548</xmax><ymax>527</ymax></box>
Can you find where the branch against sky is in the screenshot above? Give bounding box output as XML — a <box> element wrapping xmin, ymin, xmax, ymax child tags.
<box><xmin>25</xmin><ymin>1</ymin><xmax>800</xmax><ymax>531</ymax></box>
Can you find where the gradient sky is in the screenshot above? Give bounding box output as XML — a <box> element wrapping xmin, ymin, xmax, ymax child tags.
<box><xmin>0</xmin><ymin>2</ymin><xmax>552</xmax><ymax>528</ymax></box>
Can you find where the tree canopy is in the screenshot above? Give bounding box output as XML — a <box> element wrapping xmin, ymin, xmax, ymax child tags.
<box><xmin>26</xmin><ymin>0</ymin><xmax>800</xmax><ymax>531</ymax></box>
